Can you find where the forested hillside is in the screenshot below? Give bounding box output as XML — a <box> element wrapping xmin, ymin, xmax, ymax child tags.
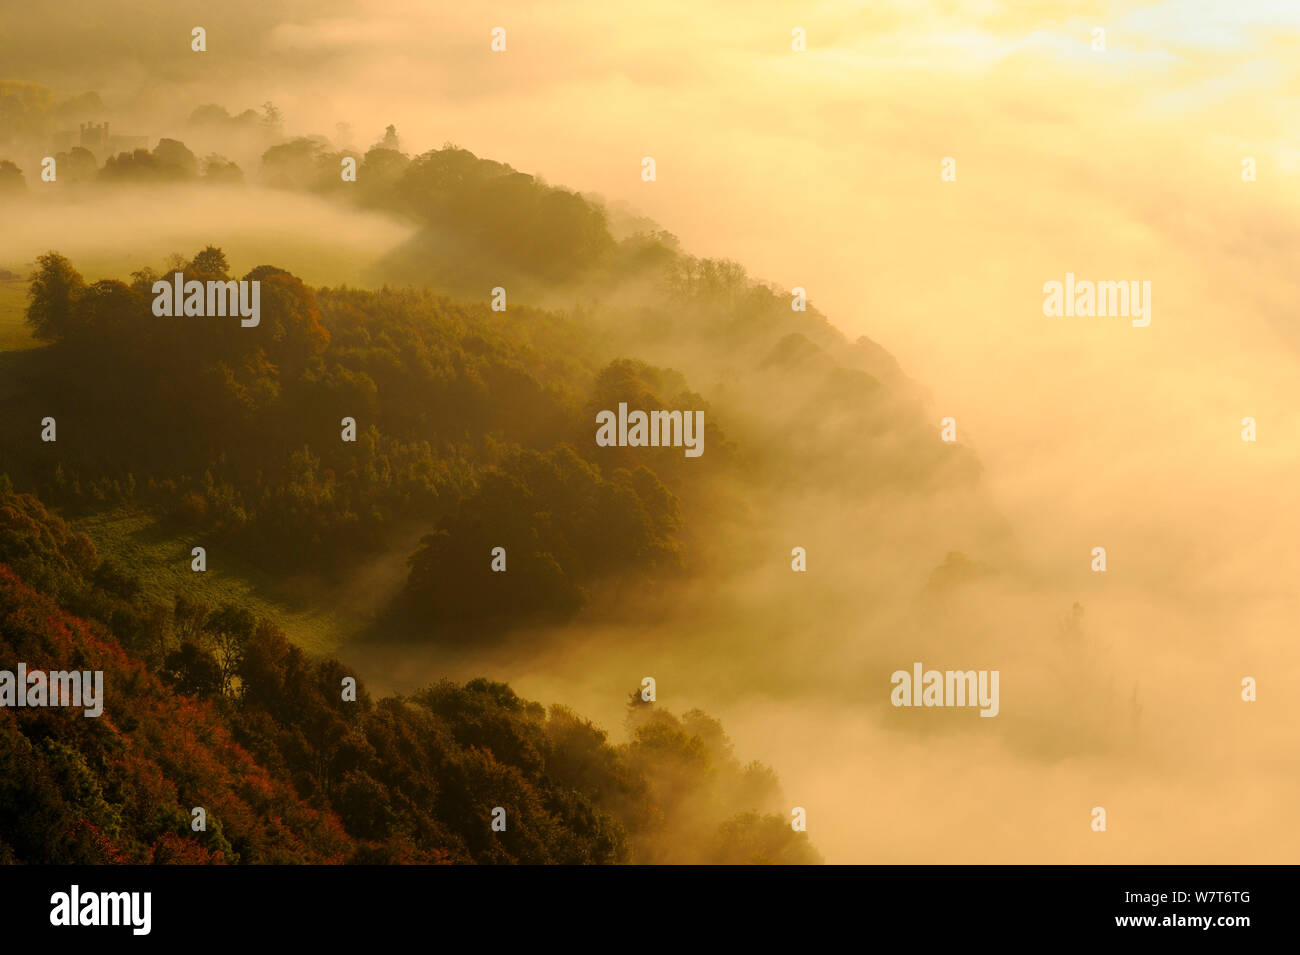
<box><xmin>0</xmin><ymin>86</ymin><xmax>998</xmax><ymax>865</ymax></box>
<box><xmin>0</xmin><ymin>485</ymin><xmax>819</xmax><ymax>863</ymax></box>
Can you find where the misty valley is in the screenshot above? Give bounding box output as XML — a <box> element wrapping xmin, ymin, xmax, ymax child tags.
<box><xmin>0</xmin><ymin>5</ymin><xmax>1294</xmax><ymax>874</ymax></box>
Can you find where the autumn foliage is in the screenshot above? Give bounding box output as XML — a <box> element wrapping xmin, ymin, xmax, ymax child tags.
<box><xmin>0</xmin><ymin>487</ymin><xmax>819</xmax><ymax>864</ymax></box>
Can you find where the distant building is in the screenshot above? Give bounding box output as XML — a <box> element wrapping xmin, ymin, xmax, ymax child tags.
<box><xmin>50</xmin><ymin>122</ymin><xmax>149</xmax><ymax>160</ymax></box>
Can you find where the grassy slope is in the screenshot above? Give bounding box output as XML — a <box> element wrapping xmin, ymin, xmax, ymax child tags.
<box><xmin>75</xmin><ymin>507</ymin><xmax>354</xmax><ymax>656</ymax></box>
<box><xmin>0</xmin><ymin>280</ymin><xmax>33</xmax><ymax>352</ymax></box>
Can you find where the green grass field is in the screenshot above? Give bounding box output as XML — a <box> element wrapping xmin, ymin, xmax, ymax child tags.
<box><xmin>75</xmin><ymin>507</ymin><xmax>356</xmax><ymax>656</ymax></box>
<box><xmin>0</xmin><ymin>279</ymin><xmax>35</xmax><ymax>352</ymax></box>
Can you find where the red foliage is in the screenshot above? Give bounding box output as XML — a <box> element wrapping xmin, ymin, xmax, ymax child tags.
<box><xmin>0</xmin><ymin>564</ymin><xmax>355</xmax><ymax>864</ymax></box>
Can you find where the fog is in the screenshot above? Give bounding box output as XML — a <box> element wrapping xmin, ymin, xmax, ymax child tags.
<box><xmin>0</xmin><ymin>187</ymin><xmax>415</xmax><ymax>285</ymax></box>
<box><xmin>3</xmin><ymin>0</ymin><xmax>1297</xmax><ymax>862</ymax></box>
